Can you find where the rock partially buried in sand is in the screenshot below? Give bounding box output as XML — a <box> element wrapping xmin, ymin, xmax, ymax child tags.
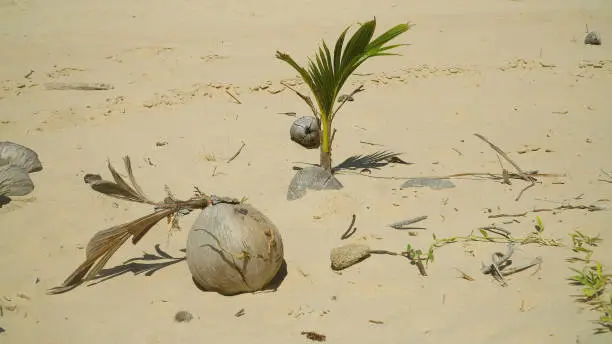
<box><xmin>287</xmin><ymin>166</ymin><xmax>343</xmax><ymax>200</ymax></box>
<box><xmin>330</xmin><ymin>243</ymin><xmax>372</xmax><ymax>270</ymax></box>
<box><xmin>186</xmin><ymin>203</ymin><xmax>284</xmax><ymax>296</ymax></box>
<box><xmin>0</xmin><ymin>141</ymin><xmax>43</xmax><ymax>173</ymax></box>
<box><xmin>0</xmin><ymin>165</ymin><xmax>34</xmax><ymax>197</ymax></box>
<box><xmin>584</xmin><ymin>31</ymin><xmax>602</xmax><ymax>45</ymax></box>
<box><xmin>290</xmin><ymin>116</ymin><xmax>320</xmax><ymax>149</ymax></box>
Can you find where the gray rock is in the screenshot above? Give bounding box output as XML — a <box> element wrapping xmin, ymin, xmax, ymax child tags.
<box><xmin>0</xmin><ymin>141</ymin><xmax>42</xmax><ymax>173</ymax></box>
<box><xmin>0</xmin><ymin>165</ymin><xmax>34</xmax><ymax>196</ymax></box>
<box><xmin>289</xmin><ymin>116</ymin><xmax>320</xmax><ymax>149</ymax></box>
<box><xmin>287</xmin><ymin>166</ymin><xmax>343</xmax><ymax>200</ymax></box>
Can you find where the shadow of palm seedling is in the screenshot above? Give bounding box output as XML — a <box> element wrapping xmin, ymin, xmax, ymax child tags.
<box><xmin>277</xmin><ymin>18</ymin><xmax>412</xmax><ymax>200</ymax></box>
<box><xmin>332</xmin><ymin>150</ymin><xmax>410</xmax><ymax>173</ymax></box>
<box><xmin>287</xmin><ymin>150</ymin><xmax>411</xmax><ymax>200</ymax></box>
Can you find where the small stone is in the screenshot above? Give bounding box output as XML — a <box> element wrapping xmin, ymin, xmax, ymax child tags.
<box><xmin>83</xmin><ymin>174</ymin><xmax>102</xmax><ymax>184</ymax></box>
<box><xmin>330</xmin><ymin>243</ymin><xmax>371</xmax><ymax>270</ymax></box>
<box><xmin>174</xmin><ymin>310</ymin><xmax>193</xmax><ymax>323</ymax></box>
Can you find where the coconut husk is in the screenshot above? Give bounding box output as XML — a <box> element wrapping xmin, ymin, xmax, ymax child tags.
<box><xmin>48</xmin><ymin>156</ymin><xmax>243</xmax><ymax>294</ymax></box>
<box><xmin>0</xmin><ymin>141</ymin><xmax>42</xmax><ymax>173</ymax></box>
<box><xmin>289</xmin><ymin>116</ymin><xmax>320</xmax><ymax>149</ymax></box>
<box><xmin>186</xmin><ymin>203</ymin><xmax>284</xmax><ymax>295</ymax></box>
<box><xmin>330</xmin><ymin>243</ymin><xmax>371</xmax><ymax>270</ymax></box>
<box><xmin>0</xmin><ymin>164</ymin><xmax>34</xmax><ymax>196</ymax></box>
<box><xmin>584</xmin><ymin>31</ymin><xmax>601</xmax><ymax>45</ymax></box>
<box><xmin>287</xmin><ymin>166</ymin><xmax>343</xmax><ymax>200</ymax></box>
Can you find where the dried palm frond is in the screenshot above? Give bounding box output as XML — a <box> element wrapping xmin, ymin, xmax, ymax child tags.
<box><xmin>86</xmin><ymin>157</ymin><xmax>156</xmax><ymax>204</ymax></box>
<box><xmin>48</xmin><ymin>156</ymin><xmax>238</xmax><ymax>295</ymax></box>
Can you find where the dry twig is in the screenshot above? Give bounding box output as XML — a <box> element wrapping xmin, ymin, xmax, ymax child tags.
<box><xmin>341</xmin><ymin>214</ymin><xmax>357</xmax><ymax>240</ymax></box>
<box><xmin>389</xmin><ymin>216</ymin><xmax>428</xmax><ymax>230</ymax></box>
<box><xmin>454</xmin><ymin>268</ymin><xmax>475</xmax><ymax>281</ymax></box>
<box><xmin>226</xmin><ymin>141</ymin><xmax>246</xmax><ymax>164</ymax></box>
<box><xmin>44</xmin><ymin>82</ymin><xmax>113</xmax><ymax>91</ymax></box>
<box><xmin>225</xmin><ymin>90</ymin><xmax>242</xmax><ymax>104</ymax></box>
<box><xmin>474</xmin><ymin>133</ymin><xmax>536</xmax><ymax>201</ymax></box>
<box><xmin>489</xmin><ymin>204</ymin><xmax>606</xmax><ymax>218</ymax></box>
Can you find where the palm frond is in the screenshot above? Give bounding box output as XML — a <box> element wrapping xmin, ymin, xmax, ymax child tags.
<box><xmin>367</xmin><ymin>23</ymin><xmax>413</xmax><ymax>51</ymax></box>
<box><xmin>88</xmin><ymin>156</ymin><xmax>156</xmax><ymax>205</ymax></box>
<box><xmin>277</xmin><ymin>18</ymin><xmax>411</xmax><ymax>120</ymax></box>
<box><xmin>275</xmin><ymin>51</ymin><xmax>317</xmax><ymax>96</ymax></box>
<box><xmin>48</xmin><ymin>209</ymin><xmax>175</xmax><ymax>294</ymax></box>
<box><xmin>48</xmin><ymin>156</ymin><xmax>227</xmax><ymax>294</ymax></box>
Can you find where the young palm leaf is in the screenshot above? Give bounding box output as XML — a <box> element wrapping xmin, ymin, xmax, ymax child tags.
<box><xmin>276</xmin><ymin>18</ymin><xmax>411</xmax><ymax>171</ymax></box>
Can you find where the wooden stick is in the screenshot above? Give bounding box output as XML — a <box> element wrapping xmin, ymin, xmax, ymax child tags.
<box><xmin>337</xmin><ymin>170</ymin><xmax>561</xmax><ymax>181</ymax></box>
<box><xmin>474</xmin><ymin>133</ymin><xmax>536</xmax><ymax>201</ymax></box>
<box><xmin>489</xmin><ymin>204</ymin><xmax>606</xmax><ymax>218</ymax></box>
<box><xmin>226</xmin><ymin>141</ymin><xmax>246</xmax><ymax>164</ymax></box>
<box><xmin>225</xmin><ymin>90</ymin><xmax>242</xmax><ymax>104</ymax></box>
<box><xmin>474</xmin><ymin>133</ymin><xmax>532</xmax><ymax>180</ymax></box>
<box><xmin>44</xmin><ymin>82</ymin><xmax>113</xmax><ymax>91</ymax></box>
<box><xmin>340</xmin><ymin>214</ymin><xmax>357</xmax><ymax>240</ymax></box>
<box><xmin>389</xmin><ymin>216</ymin><xmax>428</xmax><ymax>230</ymax></box>
<box><xmin>499</xmin><ymin>256</ymin><xmax>542</xmax><ymax>276</ymax></box>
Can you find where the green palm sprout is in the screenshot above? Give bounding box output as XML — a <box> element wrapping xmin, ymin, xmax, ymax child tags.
<box><xmin>276</xmin><ymin>18</ymin><xmax>411</xmax><ymax>171</ymax></box>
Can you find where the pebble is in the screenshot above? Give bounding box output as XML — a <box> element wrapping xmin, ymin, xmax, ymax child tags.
<box><xmin>174</xmin><ymin>310</ymin><xmax>193</xmax><ymax>323</ymax></box>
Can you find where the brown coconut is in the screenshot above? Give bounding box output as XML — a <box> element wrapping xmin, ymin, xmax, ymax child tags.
<box><xmin>186</xmin><ymin>202</ymin><xmax>284</xmax><ymax>295</ymax></box>
<box><xmin>289</xmin><ymin>116</ymin><xmax>320</xmax><ymax>149</ymax></box>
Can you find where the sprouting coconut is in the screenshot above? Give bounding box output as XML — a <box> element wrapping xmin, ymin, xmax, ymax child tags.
<box><xmin>276</xmin><ymin>19</ymin><xmax>411</xmax><ymax>200</ymax></box>
<box><xmin>186</xmin><ymin>203</ymin><xmax>284</xmax><ymax>295</ymax></box>
<box><xmin>48</xmin><ymin>156</ymin><xmax>284</xmax><ymax>296</ymax></box>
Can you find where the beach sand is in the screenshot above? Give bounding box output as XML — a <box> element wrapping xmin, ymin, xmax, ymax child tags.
<box><xmin>1</xmin><ymin>0</ymin><xmax>612</xmax><ymax>343</ymax></box>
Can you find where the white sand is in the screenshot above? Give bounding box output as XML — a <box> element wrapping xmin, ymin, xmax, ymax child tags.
<box><xmin>1</xmin><ymin>0</ymin><xmax>612</xmax><ymax>343</ymax></box>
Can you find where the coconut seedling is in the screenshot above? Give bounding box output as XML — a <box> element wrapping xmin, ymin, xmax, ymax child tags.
<box><xmin>48</xmin><ymin>156</ymin><xmax>284</xmax><ymax>296</ymax></box>
<box><xmin>276</xmin><ymin>18</ymin><xmax>411</xmax><ymax>199</ymax></box>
